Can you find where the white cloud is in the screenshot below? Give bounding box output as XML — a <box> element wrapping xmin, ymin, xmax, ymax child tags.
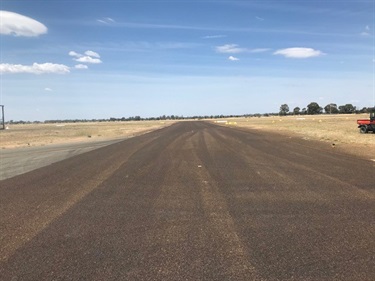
<box><xmin>255</xmin><ymin>16</ymin><xmax>265</xmax><ymax>21</ymax></box>
<box><xmin>69</xmin><ymin>51</ymin><xmax>82</xmax><ymax>58</ymax></box>
<box><xmin>85</xmin><ymin>50</ymin><xmax>100</xmax><ymax>58</ymax></box>
<box><xmin>216</xmin><ymin>44</ymin><xmax>246</xmax><ymax>54</ymax></box>
<box><xmin>273</xmin><ymin>47</ymin><xmax>325</xmax><ymax>58</ymax></box>
<box><xmin>97</xmin><ymin>17</ymin><xmax>115</xmax><ymax>24</ymax></box>
<box><xmin>0</xmin><ymin>63</ymin><xmax>70</xmax><ymax>74</ymax></box>
<box><xmin>228</xmin><ymin>56</ymin><xmax>239</xmax><ymax>61</ymax></box>
<box><xmin>44</xmin><ymin>87</ymin><xmax>53</xmax><ymax>91</ymax></box>
<box><xmin>216</xmin><ymin>44</ymin><xmax>270</xmax><ymax>54</ymax></box>
<box><xmin>0</xmin><ymin>10</ymin><xmax>47</xmax><ymax>37</ymax></box>
<box><xmin>75</xmin><ymin>64</ymin><xmax>88</xmax><ymax>69</ymax></box>
<box><xmin>75</xmin><ymin>56</ymin><xmax>102</xmax><ymax>64</ymax></box>
<box><xmin>70</xmin><ymin>50</ymin><xmax>102</xmax><ymax>64</ymax></box>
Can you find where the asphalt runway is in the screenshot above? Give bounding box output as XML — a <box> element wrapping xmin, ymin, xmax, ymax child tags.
<box><xmin>0</xmin><ymin>122</ymin><xmax>374</xmax><ymax>281</ymax></box>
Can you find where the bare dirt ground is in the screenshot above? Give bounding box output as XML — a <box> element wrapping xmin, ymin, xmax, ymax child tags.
<box><xmin>212</xmin><ymin>114</ymin><xmax>375</xmax><ymax>160</ymax></box>
<box><xmin>0</xmin><ymin>121</ymin><xmax>174</xmax><ymax>149</ymax></box>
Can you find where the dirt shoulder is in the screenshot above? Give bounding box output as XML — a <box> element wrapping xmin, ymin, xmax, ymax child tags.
<box><xmin>0</xmin><ymin>121</ymin><xmax>175</xmax><ymax>150</ymax></box>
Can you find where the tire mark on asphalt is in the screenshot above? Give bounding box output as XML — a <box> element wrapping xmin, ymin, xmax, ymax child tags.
<box><xmin>0</xmin><ymin>158</ymin><xmax>128</xmax><ymax>263</ymax></box>
<box><xmin>204</xmin><ymin>128</ymin><xmax>329</xmax><ymax>205</ymax></box>
<box><xmin>0</xmin><ymin>132</ymin><xmax>163</xmax><ymax>262</ymax></box>
<box><xmin>214</xmin><ymin>125</ymin><xmax>374</xmax><ymax>190</ymax></box>
<box><xmin>124</xmin><ymin>129</ymin><xmax>207</xmax><ymax>280</ymax></box>
<box><xmin>122</xmin><ymin>124</ymin><xmax>262</xmax><ymax>280</ymax></box>
<box><xmin>0</xmin><ymin>123</ymin><xmax>201</xmax><ymax>280</ymax></box>
<box><xmin>210</xmin><ymin>126</ymin><xmax>375</xmax><ymax>201</ymax></box>
<box><xmin>196</xmin><ymin>123</ymin><xmax>375</xmax><ymax>280</ymax></box>
<box><xmin>192</xmin><ymin>128</ymin><xmax>263</xmax><ymax>281</ymax></box>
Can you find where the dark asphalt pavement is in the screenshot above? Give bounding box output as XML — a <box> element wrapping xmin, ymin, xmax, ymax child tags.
<box><xmin>0</xmin><ymin>122</ymin><xmax>374</xmax><ymax>280</ymax></box>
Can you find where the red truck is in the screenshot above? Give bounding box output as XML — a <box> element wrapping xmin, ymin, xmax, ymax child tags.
<box><xmin>357</xmin><ymin>108</ymin><xmax>375</xmax><ymax>133</ymax></box>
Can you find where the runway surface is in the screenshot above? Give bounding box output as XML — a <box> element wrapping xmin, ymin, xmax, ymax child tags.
<box><xmin>1</xmin><ymin>121</ymin><xmax>374</xmax><ymax>280</ymax></box>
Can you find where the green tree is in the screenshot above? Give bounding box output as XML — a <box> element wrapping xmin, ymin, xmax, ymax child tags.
<box><xmin>307</xmin><ymin>102</ymin><xmax>323</xmax><ymax>115</ymax></box>
<box><xmin>339</xmin><ymin>104</ymin><xmax>356</xmax><ymax>114</ymax></box>
<box><xmin>324</xmin><ymin>103</ymin><xmax>339</xmax><ymax>114</ymax></box>
<box><xmin>293</xmin><ymin>107</ymin><xmax>301</xmax><ymax>115</ymax></box>
<box><xmin>359</xmin><ymin>107</ymin><xmax>370</xmax><ymax>113</ymax></box>
<box><xmin>279</xmin><ymin>104</ymin><xmax>289</xmax><ymax>116</ymax></box>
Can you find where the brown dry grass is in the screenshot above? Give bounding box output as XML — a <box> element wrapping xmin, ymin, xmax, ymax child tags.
<box><xmin>0</xmin><ymin>121</ymin><xmax>174</xmax><ymax>149</ymax></box>
<box><xmin>212</xmin><ymin>114</ymin><xmax>375</xmax><ymax>160</ymax></box>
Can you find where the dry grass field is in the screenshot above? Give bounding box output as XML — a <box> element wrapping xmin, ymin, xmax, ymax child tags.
<box><xmin>214</xmin><ymin>114</ymin><xmax>375</xmax><ymax>160</ymax></box>
<box><xmin>0</xmin><ymin>121</ymin><xmax>174</xmax><ymax>149</ymax></box>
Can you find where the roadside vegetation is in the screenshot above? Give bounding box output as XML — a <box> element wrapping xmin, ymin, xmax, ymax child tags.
<box><xmin>5</xmin><ymin>101</ymin><xmax>373</xmax><ymax>125</ymax></box>
<box><xmin>278</xmin><ymin>102</ymin><xmax>370</xmax><ymax>116</ymax></box>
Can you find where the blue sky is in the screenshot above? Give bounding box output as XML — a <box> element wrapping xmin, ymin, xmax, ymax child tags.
<box><xmin>0</xmin><ymin>0</ymin><xmax>374</xmax><ymax>120</ymax></box>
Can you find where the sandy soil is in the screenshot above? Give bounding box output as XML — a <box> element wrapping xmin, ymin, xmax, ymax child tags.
<box><xmin>0</xmin><ymin>121</ymin><xmax>174</xmax><ymax>149</ymax></box>
<box><xmin>211</xmin><ymin>114</ymin><xmax>375</xmax><ymax>160</ymax></box>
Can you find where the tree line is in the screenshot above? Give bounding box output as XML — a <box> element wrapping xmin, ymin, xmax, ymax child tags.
<box><xmin>5</xmin><ymin>102</ymin><xmax>374</xmax><ymax>125</ymax></box>
<box><xmin>279</xmin><ymin>102</ymin><xmax>373</xmax><ymax>116</ymax></box>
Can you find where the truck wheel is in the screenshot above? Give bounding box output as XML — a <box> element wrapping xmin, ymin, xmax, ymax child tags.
<box><xmin>359</xmin><ymin>126</ymin><xmax>368</xmax><ymax>134</ymax></box>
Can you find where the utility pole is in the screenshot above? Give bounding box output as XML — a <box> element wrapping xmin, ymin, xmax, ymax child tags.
<box><xmin>0</xmin><ymin>105</ymin><xmax>4</xmax><ymax>130</ymax></box>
